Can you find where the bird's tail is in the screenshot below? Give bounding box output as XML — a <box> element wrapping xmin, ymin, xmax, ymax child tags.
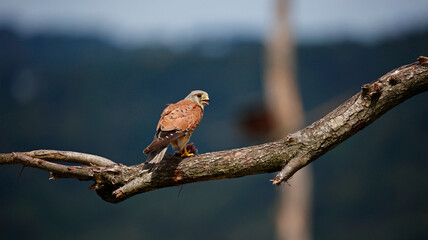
<box><xmin>145</xmin><ymin>147</ymin><xmax>168</xmax><ymax>164</ymax></box>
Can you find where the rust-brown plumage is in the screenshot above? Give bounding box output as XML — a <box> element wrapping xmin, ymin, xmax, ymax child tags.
<box><xmin>143</xmin><ymin>90</ymin><xmax>209</xmax><ymax>164</ymax></box>
<box><xmin>157</xmin><ymin>99</ymin><xmax>203</xmax><ymax>132</ymax></box>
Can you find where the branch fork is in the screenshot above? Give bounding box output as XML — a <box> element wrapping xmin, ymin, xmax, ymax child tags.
<box><xmin>1</xmin><ymin>57</ymin><xmax>427</xmax><ymax>203</ymax></box>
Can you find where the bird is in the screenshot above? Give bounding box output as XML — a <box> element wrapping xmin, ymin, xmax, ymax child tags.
<box><xmin>143</xmin><ymin>90</ymin><xmax>210</xmax><ymax>164</ymax></box>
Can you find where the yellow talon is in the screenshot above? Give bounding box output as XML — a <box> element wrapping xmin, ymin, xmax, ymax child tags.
<box><xmin>180</xmin><ymin>146</ymin><xmax>194</xmax><ymax>157</ymax></box>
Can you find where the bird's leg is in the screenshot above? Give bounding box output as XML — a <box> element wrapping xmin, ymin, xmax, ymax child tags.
<box><xmin>173</xmin><ymin>143</ymin><xmax>183</xmax><ymax>156</ymax></box>
<box><xmin>180</xmin><ymin>146</ymin><xmax>194</xmax><ymax>157</ymax></box>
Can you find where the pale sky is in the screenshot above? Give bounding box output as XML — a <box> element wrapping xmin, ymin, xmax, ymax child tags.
<box><xmin>0</xmin><ymin>0</ymin><xmax>427</xmax><ymax>46</ymax></box>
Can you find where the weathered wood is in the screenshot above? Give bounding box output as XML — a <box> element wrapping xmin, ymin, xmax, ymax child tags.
<box><xmin>1</xmin><ymin>57</ymin><xmax>427</xmax><ymax>203</ymax></box>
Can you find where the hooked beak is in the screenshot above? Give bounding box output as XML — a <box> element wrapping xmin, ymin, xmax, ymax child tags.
<box><xmin>201</xmin><ymin>96</ymin><xmax>210</xmax><ymax>105</ymax></box>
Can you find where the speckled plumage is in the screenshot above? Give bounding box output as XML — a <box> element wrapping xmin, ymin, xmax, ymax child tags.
<box><xmin>157</xmin><ymin>99</ymin><xmax>203</xmax><ymax>132</ymax></box>
<box><xmin>143</xmin><ymin>90</ymin><xmax>209</xmax><ymax>164</ymax></box>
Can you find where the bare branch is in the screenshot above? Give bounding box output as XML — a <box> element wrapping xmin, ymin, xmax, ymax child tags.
<box><xmin>27</xmin><ymin>150</ymin><xmax>116</xmax><ymax>166</ymax></box>
<box><xmin>0</xmin><ymin>57</ymin><xmax>427</xmax><ymax>203</ymax></box>
<box><xmin>0</xmin><ymin>150</ymin><xmax>115</xmax><ymax>167</ymax></box>
<box><xmin>11</xmin><ymin>153</ymin><xmax>95</xmax><ymax>180</ymax></box>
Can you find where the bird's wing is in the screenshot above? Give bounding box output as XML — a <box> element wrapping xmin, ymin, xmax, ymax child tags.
<box><xmin>143</xmin><ymin>131</ymin><xmax>185</xmax><ymax>155</ymax></box>
<box><xmin>156</xmin><ymin>99</ymin><xmax>203</xmax><ymax>131</ymax></box>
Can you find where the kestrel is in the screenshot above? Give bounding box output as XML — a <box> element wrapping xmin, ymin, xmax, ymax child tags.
<box><xmin>143</xmin><ymin>90</ymin><xmax>210</xmax><ymax>164</ymax></box>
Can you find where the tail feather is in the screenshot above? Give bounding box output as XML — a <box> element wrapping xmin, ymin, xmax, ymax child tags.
<box><xmin>145</xmin><ymin>147</ymin><xmax>168</xmax><ymax>164</ymax></box>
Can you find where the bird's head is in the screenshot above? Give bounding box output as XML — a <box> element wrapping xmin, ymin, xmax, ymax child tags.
<box><xmin>186</xmin><ymin>90</ymin><xmax>210</xmax><ymax>108</ymax></box>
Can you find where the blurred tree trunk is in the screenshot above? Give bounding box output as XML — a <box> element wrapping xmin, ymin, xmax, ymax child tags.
<box><xmin>264</xmin><ymin>0</ymin><xmax>312</xmax><ymax>239</ymax></box>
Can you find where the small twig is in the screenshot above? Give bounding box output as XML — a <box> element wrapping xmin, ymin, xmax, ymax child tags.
<box><xmin>177</xmin><ymin>185</ymin><xmax>184</xmax><ymax>198</ymax></box>
<box><xmin>17</xmin><ymin>166</ymin><xmax>25</xmax><ymax>179</ymax></box>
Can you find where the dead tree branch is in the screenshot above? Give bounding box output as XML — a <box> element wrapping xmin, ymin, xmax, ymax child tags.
<box><xmin>1</xmin><ymin>56</ymin><xmax>427</xmax><ymax>203</ymax></box>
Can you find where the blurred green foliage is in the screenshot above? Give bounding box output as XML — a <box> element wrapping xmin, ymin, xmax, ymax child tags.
<box><xmin>0</xmin><ymin>27</ymin><xmax>427</xmax><ymax>239</ymax></box>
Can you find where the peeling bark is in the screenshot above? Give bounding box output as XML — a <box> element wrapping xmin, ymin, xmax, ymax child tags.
<box><xmin>1</xmin><ymin>57</ymin><xmax>427</xmax><ymax>203</ymax></box>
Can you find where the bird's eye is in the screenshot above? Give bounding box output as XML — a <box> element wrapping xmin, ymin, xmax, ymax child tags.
<box><xmin>197</xmin><ymin>94</ymin><xmax>202</xmax><ymax>98</ymax></box>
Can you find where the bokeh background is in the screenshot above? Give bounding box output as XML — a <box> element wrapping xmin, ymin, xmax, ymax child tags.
<box><xmin>0</xmin><ymin>0</ymin><xmax>427</xmax><ymax>239</ymax></box>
